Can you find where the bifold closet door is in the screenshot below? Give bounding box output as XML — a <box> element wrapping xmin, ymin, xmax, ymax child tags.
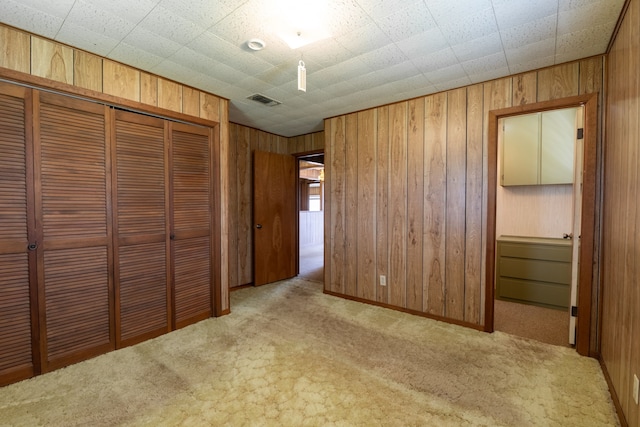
<box><xmin>0</xmin><ymin>83</ymin><xmax>38</xmax><ymax>385</ymax></box>
<box><xmin>35</xmin><ymin>92</ymin><xmax>114</xmax><ymax>371</ymax></box>
<box><xmin>170</xmin><ymin>123</ymin><xmax>213</xmax><ymax>328</ymax></box>
<box><xmin>112</xmin><ymin>110</ymin><xmax>170</xmax><ymax>347</ymax></box>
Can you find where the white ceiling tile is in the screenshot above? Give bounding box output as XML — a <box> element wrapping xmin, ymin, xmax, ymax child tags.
<box><xmin>307</xmin><ymin>57</ymin><xmax>370</xmax><ymax>87</ymax></box>
<box><xmin>411</xmin><ymin>48</ymin><xmax>458</xmax><ymax>74</ymax></box>
<box><xmin>256</xmin><ymin>64</ymin><xmax>299</xmax><ymax>88</ymax></box>
<box><xmin>508</xmin><ymin>55</ymin><xmax>555</xmax><ymax>74</ymax></box>
<box><xmin>467</xmin><ymin>66</ymin><xmax>510</xmax><ymax>84</ymax></box>
<box><xmin>79</xmin><ymin>0</ymin><xmax>159</xmax><ymax>25</ymax></box>
<box><xmin>157</xmin><ymin>0</ymin><xmax>241</xmax><ymax>29</ymax></box>
<box><xmin>208</xmin><ymin>0</ymin><xmax>272</xmax><ymax>46</ymax></box>
<box><xmin>324</xmin><ymin>0</ymin><xmax>372</xmax><ymax>38</ymax></box>
<box><xmin>357</xmin><ymin>0</ymin><xmax>416</xmax><ymax>20</ymax></box>
<box><xmin>0</xmin><ymin>1</ymin><xmax>64</xmax><ymax>38</ymax></box>
<box><xmin>424</xmin><ymin>63</ymin><xmax>468</xmax><ymax>84</ymax></box>
<box><xmin>139</xmin><ymin>5</ymin><xmax>206</xmax><ymax>45</ymax></box>
<box><xmin>376</xmin><ymin>61</ymin><xmax>422</xmax><ymax>82</ymax></box>
<box><xmin>336</xmin><ymin>22</ymin><xmax>393</xmax><ymax>55</ymax></box>
<box><xmin>121</xmin><ymin>27</ymin><xmax>182</xmax><ymax>59</ymax></box>
<box><xmin>150</xmin><ymin>60</ymin><xmax>208</xmax><ymax>87</ymax></box>
<box><xmin>500</xmin><ymin>15</ymin><xmax>557</xmax><ymax>49</ymax></box>
<box><xmin>461</xmin><ymin>52</ymin><xmax>508</xmax><ymax>75</ymax></box>
<box><xmin>426</xmin><ymin>0</ymin><xmax>493</xmax><ymax>25</ymax></box>
<box><xmin>56</xmin><ymin>22</ymin><xmax>121</xmax><ymax>56</ymax></box>
<box><xmin>356</xmin><ymin>44</ymin><xmax>409</xmax><ymax>72</ymax></box>
<box><xmin>505</xmin><ymin>38</ymin><xmax>556</xmax><ymax>65</ymax></box>
<box><xmin>439</xmin><ymin>7</ymin><xmax>498</xmax><ymax>45</ymax></box>
<box><xmin>108</xmin><ymin>42</ymin><xmax>165</xmax><ymax>70</ymax></box>
<box><xmin>492</xmin><ymin>0</ymin><xmax>558</xmax><ymax>31</ymax></box>
<box><xmin>64</xmin><ymin>0</ymin><xmax>140</xmax><ymax>40</ymax></box>
<box><xmin>434</xmin><ymin>76</ymin><xmax>472</xmax><ymax>92</ymax></box>
<box><xmin>395</xmin><ymin>27</ymin><xmax>449</xmax><ymax>57</ymax></box>
<box><xmin>556</xmin><ymin>23</ymin><xmax>613</xmax><ymax>60</ymax></box>
<box><xmin>11</xmin><ymin>0</ymin><xmax>75</xmax><ymax>18</ymax></box>
<box><xmin>302</xmin><ymin>39</ymin><xmax>355</xmax><ymax>68</ymax></box>
<box><xmin>376</xmin><ymin>2</ymin><xmax>438</xmax><ymax>42</ymax></box>
<box><xmin>557</xmin><ymin>1</ymin><xmax>623</xmax><ymax>35</ymax></box>
<box><xmin>236</xmin><ymin>76</ymin><xmax>275</xmax><ymax>95</ymax></box>
<box><xmin>451</xmin><ymin>32</ymin><xmax>503</xmax><ymax>62</ymax></box>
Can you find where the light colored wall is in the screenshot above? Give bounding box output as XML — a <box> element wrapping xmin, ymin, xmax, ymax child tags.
<box><xmin>601</xmin><ymin>0</ymin><xmax>640</xmax><ymax>425</ymax></box>
<box><xmin>324</xmin><ymin>57</ymin><xmax>604</xmax><ymax>327</ymax></box>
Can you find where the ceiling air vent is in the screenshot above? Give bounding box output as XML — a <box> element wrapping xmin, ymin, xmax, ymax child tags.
<box><xmin>247</xmin><ymin>93</ymin><xmax>281</xmax><ymax>107</ymax></box>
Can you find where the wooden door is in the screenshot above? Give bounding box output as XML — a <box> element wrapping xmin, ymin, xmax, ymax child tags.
<box><xmin>0</xmin><ymin>83</ymin><xmax>38</xmax><ymax>385</ymax></box>
<box><xmin>35</xmin><ymin>92</ymin><xmax>114</xmax><ymax>371</ymax></box>
<box><xmin>253</xmin><ymin>151</ymin><xmax>296</xmax><ymax>286</ymax></box>
<box><xmin>170</xmin><ymin>122</ymin><xmax>213</xmax><ymax>328</ymax></box>
<box><xmin>112</xmin><ymin>111</ymin><xmax>169</xmax><ymax>347</ymax></box>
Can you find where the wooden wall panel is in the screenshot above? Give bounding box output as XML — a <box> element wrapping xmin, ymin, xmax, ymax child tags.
<box><xmin>140</xmin><ymin>73</ymin><xmax>158</xmax><ymax>107</ymax></box>
<box><xmin>465</xmin><ymin>84</ymin><xmax>484</xmax><ymax>324</ymax></box>
<box><xmin>512</xmin><ymin>71</ymin><xmax>536</xmax><ymax>106</ymax></box>
<box><xmin>329</xmin><ymin>117</ymin><xmax>346</xmax><ymax>294</ymax></box>
<box><xmin>536</xmin><ymin>62</ymin><xmax>579</xmax><ymax>102</ymax></box>
<box><xmin>345</xmin><ymin>113</ymin><xmax>358</xmax><ymax>297</ymax></box>
<box><xmin>424</xmin><ymin>94</ymin><xmax>446</xmax><ymax>315</ymax></box>
<box><xmin>73</xmin><ymin>51</ymin><xmax>102</xmax><ymax>92</ymax></box>
<box><xmin>227</xmin><ymin>124</ymin><xmax>239</xmax><ymax>291</ymax></box>
<box><xmin>356</xmin><ymin>110</ymin><xmax>376</xmax><ymax>300</ymax></box>
<box><xmin>158</xmin><ymin>78</ymin><xmax>182</xmax><ymax>113</ymax></box>
<box><xmin>445</xmin><ymin>88</ymin><xmax>467</xmax><ymax>321</ymax></box>
<box><xmin>182</xmin><ymin>87</ymin><xmax>201</xmax><ymax>117</ymax></box>
<box><xmin>0</xmin><ymin>26</ymin><xmax>30</xmax><ymax>73</ymax></box>
<box><xmin>389</xmin><ymin>102</ymin><xmax>407</xmax><ymax>307</ymax></box>
<box><xmin>406</xmin><ymin>99</ymin><xmax>424</xmax><ymax>311</ymax></box>
<box><xmin>601</xmin><ymin>1</ymin><xmax>640</xmax><ymax>425</ymax></box>
<box><xmin>376</xmin><ymin>106</ymin><xmax>389</xmax><ymax>304</ymax></box>
<box><xmin>30</xmin><ymin>37</ymin><xmax>73</xmax><ymax>85</ymax></box>
<box><xmin>236</xmin><ymin>126</ymin><xmax>252</xmax><ymax>286</ymax></box>
<box><xmin>103</xmin><ymin>60</ymin><xmax>140</xmax><ymax>102</ymax></box>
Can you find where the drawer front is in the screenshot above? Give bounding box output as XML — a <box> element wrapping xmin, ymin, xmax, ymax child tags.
<box><xmin>497</xmin><ymin>277</ymin><xmax>570</xmax><ymax>309</ymax></box>
<box><xmin>499</xmin><ymin>257</ymin><xmax>572</xmax><ymax>285</ymax></box>
<box><xmin>498</xmin><ymin>241</ymin><xmax>572</xmax><ymax>262</ymax></box>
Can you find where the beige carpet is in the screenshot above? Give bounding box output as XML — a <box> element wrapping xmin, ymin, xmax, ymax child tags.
<box><xmin>494</xmin><ymin>299</ymin><xmax>571</xmax><ymax>347</ymax></box>
<box><xmin>298</xmin><ymin>243</ymin><xmax>323</xmax><ymax>282</ymax></box>
<box><xmin>0</xmin><ymin>278</ymin><xmax>619</xmax><ymax>426</ymax></box>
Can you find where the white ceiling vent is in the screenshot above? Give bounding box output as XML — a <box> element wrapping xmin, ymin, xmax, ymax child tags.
<box><xmin>247</xmin><ymin>93</ymin><xmax>281</xmax><ymax>107</ymax></box>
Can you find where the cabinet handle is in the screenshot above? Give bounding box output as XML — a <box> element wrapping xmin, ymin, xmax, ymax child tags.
<box><xmin>27</xmin><ymin>242</ymin><xmax>37</xmax><ymax>251</ymax></box>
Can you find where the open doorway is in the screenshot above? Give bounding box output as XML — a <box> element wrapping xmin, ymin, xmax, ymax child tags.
<box><xmin>297</xmin><ymin>154</ymin><xmax>324</xmax><ymax>282</ymax></box>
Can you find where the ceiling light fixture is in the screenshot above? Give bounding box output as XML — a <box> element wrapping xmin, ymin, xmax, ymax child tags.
<box><xmin>298</xmin><ymin>60</ymin><xmax>306</xmax><ymax>92</ymax></box>
<box><xmin>273</xmin><ymin>0</ymin><xmax>331</xmax><ymax>49</ymax></box>
<box><xmin>246</xmin><ymin>38</ymin><xmax>266</xmax><ymax>51</ymax></box>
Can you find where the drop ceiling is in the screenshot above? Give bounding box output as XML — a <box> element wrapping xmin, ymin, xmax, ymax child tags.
<box><xmin>0</xmin><ymin>0</ymin><xmax>625</xmax><ymax>137</ymax></box>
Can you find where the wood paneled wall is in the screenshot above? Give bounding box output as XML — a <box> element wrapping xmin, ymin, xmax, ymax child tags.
<box><xmin>324</xmin><ymin>57</ymin><xmax>604</xmax><ymax>329</ymax></box>
<box><xmin>601</xmin><ymin>0</ymin><xmax>640</xmax><ymax>425</ymax></box>
<box><xmin>0</xmin><ymin>23</ymin><xmax>230</xmax><ymax>313</ymax></box>
<box><xmin>228</xmin><ymin>123</ymin><xmax>324</xmax><ymax>288</ymax></box>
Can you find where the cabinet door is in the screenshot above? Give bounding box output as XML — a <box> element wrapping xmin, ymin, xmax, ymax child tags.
<box><xmin>170</xmin><ymin>123</ymin><xmax>213</xmax><ymax>328</ymax></box>
<box><xmin>0</xmin><ymin>83</ymin><xmax>38</xmax><ymax>385</ymax></box>
<box><xmin>35</xmin><ymin>92</ymin><xmax>113</xmax><ymax>371</ymax></box>
<box><xmin>541</xmin><ymin>108</ymin><xmax>577</xmax><ymax>185</ymax></box>
<box><xmin>113</xmin><ymin>111</ymin><xmax>169</xmax><ymax>347</ymax></box>
<box><xmin>501</xmin><ymin>112</ymin><xmax>539</xmax><ymax>186</ymax></box>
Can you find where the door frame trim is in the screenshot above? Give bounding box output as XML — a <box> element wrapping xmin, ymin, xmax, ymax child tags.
<box><xmin>485</xmin><ymin>93</ymin><xmax>599</xmax><ymax>357</ymax></box>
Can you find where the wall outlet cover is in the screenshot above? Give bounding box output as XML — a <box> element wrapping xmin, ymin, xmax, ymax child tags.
<box><xmin>380</xmin><ymin>275</ymin><xmax>386</xmax><ymax>286</ymax></box>
<box><xmin>633</xmin><ymin>374</ymin><xmax>639</xmax><ymax>405</ymax></box>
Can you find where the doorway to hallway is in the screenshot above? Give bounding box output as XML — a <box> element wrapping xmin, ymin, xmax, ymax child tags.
<box><xmin>298</xmin><ymin>153</ymin><xmax>324</xmax><ymax>282</ymax></box>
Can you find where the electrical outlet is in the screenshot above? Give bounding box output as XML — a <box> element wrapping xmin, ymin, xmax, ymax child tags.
<box><xmin>633</xmin><ymin>374</ymin><xmax>639</xmax><ymax>405</ymax></box>
<box><xmin>380</xmin><ymin>275</ymin><xmax>386</xmax><ymax>286</ymax></box>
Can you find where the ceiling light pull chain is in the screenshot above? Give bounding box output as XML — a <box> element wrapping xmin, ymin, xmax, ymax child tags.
<box><xmin>298</xmin><ymin>56</ymin><xmax>307</xmax><ymax>92</ymax></box>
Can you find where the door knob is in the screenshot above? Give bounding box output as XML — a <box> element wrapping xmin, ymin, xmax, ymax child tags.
<box><xmin>255</xmin><ymin>224</ymin><xmax>262</xmax><ymax>229</ymax></box>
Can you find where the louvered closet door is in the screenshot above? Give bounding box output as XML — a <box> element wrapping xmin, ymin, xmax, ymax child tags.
<box><xmin>113</xmin><ymin>110</ymin><xmax>169</xmax><ymax>346</ymax></box>
<box><xmin>0</xmin><ymin>83</ymin><xmax>38</xmax><ymax>385</ymax></box>
<box><xmin>170</xmin><ymin>123</ymin><xmax>213</xmax><ymax>328</ymax></box>
<box><xmin>35</xmin><ymin>92</ymin><xmax>113</xmax><ymax>371</ymax></box>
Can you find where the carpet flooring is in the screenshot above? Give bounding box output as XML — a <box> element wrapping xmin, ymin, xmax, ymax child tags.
<box><xmin>494</xmin><ymin>299</ymin><xmax>571</xmax><ymax>348</ymax></box>
<box><xmin>298</xmin><ymin>243</ymin><xmax>323</xmax><ymax>283</ymax></box>
<box><xmin>0</xmin><ymin>278</ymin><xmax>619</xmax><ymax>426</ymax></box>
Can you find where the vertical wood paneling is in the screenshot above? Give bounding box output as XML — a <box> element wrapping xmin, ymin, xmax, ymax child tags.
<box><xmin>30</xmin><ymin>37</ymin><xmax>73</xmax><ymax>85</ymax></box>
<box><xmin>406</xmin><ymin>99</ymin><xmax>424</xmax><ymax>311</ymax></box>
<box><xmin>445</xmin><ymin>88</ymin><xmax>467</xmax><ymax>321</ymax></box>
<box><xmin>345</xmin><ymin>113</ymin><xmax>358</xmax><ymax>297</ymax></box>
<box><xmin>376</xmin><ymin>107</ymin><xmax>390</xmax><ymax>304</ymax></box>
<box><xmin>424</xmin><ymin>94</ymin><xmax>447</xmax><ymax>315</ymax></box>
<box><xmin>73</xmin><ymin>51</ymin><xmax>102</xmax><ymax>92</ymax></box>
<box><xmin>0</xmin><ymin>26</ymin><xmax>30</xmax><ymax>73</ymax></box>
<box><xmin>389</xmin><ymin>102</ymin><xmax>407</xmax><ymax>307</ymax></box>
<box><xmin>356</xmin><ymin>110</ymin><xmax>376</xmax><ymax>300</ymax></box>
<box><xmin>140</xmin><ymin>73</ymin><xmax>158</xmax><ymax>107</ymax></box>
<box><xmin>182</xmin><ymin>87</ymin><xmax>201</xmax><ymax>117</ymax></box>
<box><xmin>237</xmin><ymin>126</ymin><xmax>252</xmax><ymax>286</ymax></box>
<box><xmin>103</xmin><ymin>60</ymin><xmax>140</xmax><ymax>102</ymax></box>
<box><xmin>158</xmin><ymin>78</ymin><xmax>182</xmax><ymax>113</ymax></box>
<box><xmin>200</xmin><ymin>93</ymin><xmax>220</xmax><ymax>123</ymax></box>
<box><xmin>465</xmin><ymin>84</ymin><xmax>484</xmax><ymax>324</ymax></box>
<box><xmin>536</xmin><ymin>62</ymin><xmax>579</xmax><ymax>102</ymax></box>
<box><xmin>227</xmin><ymin>124</ymin><xmax>239</xmax><ymax>289</ymax></box>
<box><xmin>329</xmin><ymin>117</ymin><xmax>346</xmax><ymax>294</ymax></box>
<box><xmin>512</xmin><ymin>72</ymin><xmax>537</xmax><ymax>106</ymax></box>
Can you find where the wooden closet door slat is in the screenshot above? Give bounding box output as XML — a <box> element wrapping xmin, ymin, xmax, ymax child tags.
<box><xmin>0</xmin><ymin>84</ymin><xmax>37</xmax><ymax>386</ymax></box>
<box><xmin>36</xmin><ymin>92</ymin><xmax>113</xmax><ymax>371</ymax></box>
<box><xmin>171</xmin><ymin>124</ymin><xmax>212</xmax><ymax>328</ymax></box>
<box><xmin>113</xmin><ymin>111</ymin><xmax>169</xmax><ymax>346</ymax></box>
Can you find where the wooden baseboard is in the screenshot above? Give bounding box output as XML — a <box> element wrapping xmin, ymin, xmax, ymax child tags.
<box><xmin>599</xmin><ymin>356</ymin><xmax>628</xmax><ymax>427</ymax></box>
<box><xmin>323</xmin><ymin>290</ymin><xmax>485</xmax><ymax>332</ymax></box>
<box><xmin>230</xmin><ymin>283</ymin><xmax>254</xmax><ymax>292</ymax></box>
